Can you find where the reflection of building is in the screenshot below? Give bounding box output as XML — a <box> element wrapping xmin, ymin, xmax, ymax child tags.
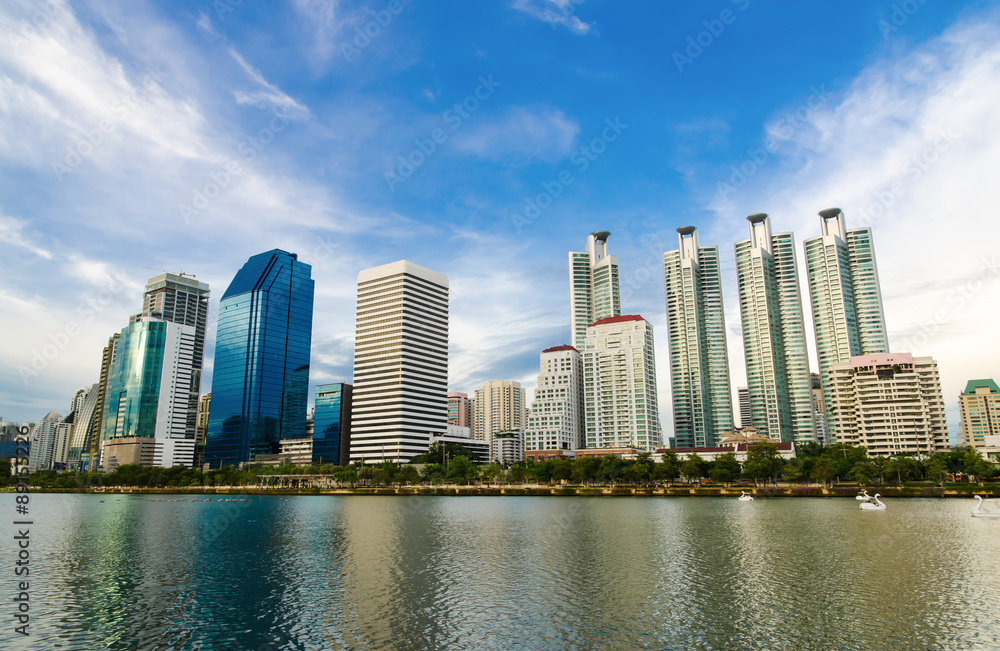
<box><xmin>474</xmin><ymin>380</ymin><xmax>527</xmax><ymax>445</ymax></box>
<box><xmin>100</xmin><ymin>317</ymin><xmax>199</xmax><ymax>468</ymax></box>
<box><xmin>960</xmin><ymin>379</ymin><xmax>1000</xmax><ymax>449</ymax></box>
<box><xmin>67</xmin><ymin>384</ymin><xmax>99</xmax><ymax>469</ymax></box>
<box><xmin>350</xmin><ymin>260</ymin><xmax>448</xmax><ymax>464</ymax></box>
<box><xmin>663</xmin><ymin>226</ymin><xmax>734</xmax><ymax>448</ymax></box>
<box><xmin>447</xmin><ymin>392</ymin><xmax>473</xmax><ymax>428</ymax></box>
<box><xmin>804</xmin><ymin>209</ymin><xmax>889</xmax><ymax>438</ymax></box>
<box><xmin>583</xmin><ymin>315</ymin><xmax>662</xmax><ymax>451</ymax></box>
<box><xmin>569</xmin><ymin>231</ymin><xmax>621</xmax><ymax>350</ymax></box>
<box><xmin>828</xmin><ymin>353</ymin><xmax>948</xmax><ymax>456</ymax></box>
<box><xmin>735</xmin><ymin>214</ymin><xmax>816</xmax><ymax>442</ymax></box>
<box><xmin>207</xmin><ymin>250</ymin><xmax>314</xmax><ymax>467</ymax></box>
<box><xmin>314</xmin><ymin>383</ymin><xmax>352</xmax><ymax>465</ymax></box>
<box><xmin>490</xmin><ymin>430</ymin><xmax>525</xmax><ymax>466</ymax></box>
<box><xmin>526</xmin><ymin>345</ymin><xmax>584</xmax><ymax>453</ymax></box>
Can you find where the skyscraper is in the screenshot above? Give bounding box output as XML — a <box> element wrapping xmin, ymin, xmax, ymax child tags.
<box><xmin>663</xmin><ymin>226</ymin><xmax>734</xmax><ymax>448</ymax></box>
<box><xmin>132</xmin><ymin>273</ymin><xmax>211</xmax><ymax>438</ymax></box>
<box><xmin>473</xmin><ymin>380</ymin><xmax>527</xmax><ymax>444</ymax></box>
<box><xmin>582</xmin><ymin>315</ymin><xmax>662</xmax><ymax>451</ymax></box>
<box><xmin>350</xmin><ymin>260</ymin><xmax>448</xmax><ymax>464</ymax></box>
<box><xmin>99</xmin><ymin>317</ymin><xmax>198</xmax><ymax>468</ymax></box>
<box><xmin>804</xmin><ymin>209</ymin><xmax>888</xmax><ymax>437</ymax></box>
<box><xmin>88</xmin><ymin>333</ymin><xmax>120</xmax><ymax>470</ymax></box>
<box><xmin>569</xmin><ymin>231</ymin><xmax>621</xmax><ymax>350</ymax></box>
<box><xmin>206</xmin><ymin>250</ymin><xmax>314</xmax><ymax>467</ymax></box>
<box><xmin>735</xmin><ymin>214</ymin><xmax>816</xmax><ymax>442</ymax></box>
<box><xmin>314</xmin><ymin>383</ymin><xmax>353</xmax><ymax>465</ymax></box>
<box><xmin>525</xmin><ymin>345</ymin><xmax>585</xmax><ymax>453</ymax></box>
<box><xmin>737</xmin><ymin>387</ymin><xmax>751</xmax><ymax>429</ymax></box>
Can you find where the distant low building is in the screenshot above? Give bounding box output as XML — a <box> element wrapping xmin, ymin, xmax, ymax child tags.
<box><xmin>960</xmin><ymin>379</ymin><xmax>1000</xmax><ymax>449</ymax></box>
<box><xmin>657</xmin><ymin>441</ymin><xmax>796</xmax><ymax>464</ymax></box>
<box><xmin>490</xmin><ymin>430</ymin><xmax>525</xmax><ymax>466</ymax></box>
<box><xmin>430</xmin><ymin>434</ymin><xmax>490</xmax><ymax>464</ymax></box>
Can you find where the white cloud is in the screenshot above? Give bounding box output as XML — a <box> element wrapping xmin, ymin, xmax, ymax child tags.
<box><xmin>512</xmin><ymin>0</ymin><xmax>594</xmax><ymax>35</ymax></box>
<box><xmin>228</xmin><ymin>47</ymin><xmax>312</xmax><ymax>120</ymax></box>
<box><xmin>0</xmin><ymin>215</ymin><xmax>52</xmax><ymax>259</ymax></box>
<box><xmin>452</xmin><ymin>106</ymin><xmax>580</xmax><ymax>162</ymax></box>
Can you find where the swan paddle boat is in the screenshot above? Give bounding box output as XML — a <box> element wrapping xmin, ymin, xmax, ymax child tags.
<box><xmin>738</xmin><ymin>491</ymin><xmax>754</xmax><ymax>502</ymax></box>
<box><xmin>971</xmin><ymin>495</ymin><xmax>1000</xmax><ymax>518</ymax></box>
<box><xmin>859</xmin><ymin>494</ymin><xmax>886</xmax><ymax>511</ymax></box>
<box><xmin>856</xmin><ymin>490</ymin><xmax>873</xmax><ymax>502</ymax></box>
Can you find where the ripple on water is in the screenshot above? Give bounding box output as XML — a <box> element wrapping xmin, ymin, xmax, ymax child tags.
<box><xmin>2</xmin><ymin>495</ymin><xmax>1000</xmax><ymax>650</ymax></box>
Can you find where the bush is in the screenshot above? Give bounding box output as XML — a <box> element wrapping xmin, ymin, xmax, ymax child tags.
<box><xmin>554</xmin><ymin>488</ymin><xmax>577</xmax><ymax>495</ymax></box>
<box><xmin>610</xmin><ymin>488</ymin><xmax>633</xmax><ymax>496</ymax></box>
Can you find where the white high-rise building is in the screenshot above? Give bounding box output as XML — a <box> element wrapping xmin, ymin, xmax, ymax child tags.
<box><xmin>828</xmin><ymin>353</ymin><xmax>948</xmax><ymax>456</ymax></box>
<box><xmin>473</xmin><ymin>380</ymin><xmax>527</xmax><ymax>444</ymax></box>
<box><xmin>525</xmin><ymin>345</ymin><xmax>585</xmax><ymax>452</ymax></box>
<box><xmin>132</xmin><ymin>273</ymin><xmax>210</xmax><ymax>439</ymax></box>
<box><xmin>735</xmin><ymin>214</ymin><xmax>816</xmax><ymax>442</ymax></box>
<box><xmin>663</xmin><ymin>226</ymin><xmax>734</xmax><ymax>448</ymax></box>
<box><xmin>583</xmin><ymin>315</ymin><xmax>662</xmax><ymax>451</ymax></box>
<box><xmin>569</xmin><ymin>231</ymin><xmax>621</xmax><ymax>350</ymax></box>
<box><xmin>350</xmin><ymin>260</ymin><xmax>449</xmax><ymax>464</ymax></box>
<box><xmin>27</xmin><ymin>411</ymin><xmax>62</xmax><ymax>471</ymax></box>
<box><xmin>804</xmin><ymin>209</ymin><xmax>889</xmax><ymax>439</ymax></box>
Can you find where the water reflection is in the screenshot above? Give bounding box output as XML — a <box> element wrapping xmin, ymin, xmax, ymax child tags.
<box><xmin>2</xmin><ymin>495</ymin><xmax>999</xmax><ymax>650</ymax></box>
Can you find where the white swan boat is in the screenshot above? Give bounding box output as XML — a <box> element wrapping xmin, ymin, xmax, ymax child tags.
<box><xmin>738</xmin><ymin>491</ymin><xmax>754</xmax><ymax>502</ymax></box>
<box><xmin>971</xmin><ymin>495</ymin><xmax>1000</xmax><ymax>518</ymax></box>
<box><xmin>859</xmin><ymin>494</ymin><xmax>886</xmax><ymax>511</ymax></box>
<box><xmin>856</xmin><ymin>490</ymin><xmax>873</xmax><ymax>502</ymax></box>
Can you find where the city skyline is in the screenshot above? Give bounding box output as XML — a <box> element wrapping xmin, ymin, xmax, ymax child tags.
<box><xmin>2</xmin><ymin>2</ymin><xmax>1000</xmax><ymax>445</ymax></box>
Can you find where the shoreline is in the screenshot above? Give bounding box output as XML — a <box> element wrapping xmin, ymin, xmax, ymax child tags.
<box><xmin>9</xmin><ymin>485</ymin><xmax>997</xmax><ymax>498</ymax></box>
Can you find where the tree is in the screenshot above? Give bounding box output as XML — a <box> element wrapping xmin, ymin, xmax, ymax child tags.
<box><xmin>572</xmin><ymin>456</ymin><xmax>601</xmax><ymax>484</ymax></box>
<box><xmin>742</xmin><ymin>441</ymin><xmax>783</xmax><ymax>487</ymax></box>
<box><xmin>681</xmin><ymin>454</ymin><xmax>706</xmax><ymax>484</ymax></box>
<box><xmin>392</xmin><ymin>466</ymin><xmax>420</xmax><ymax>485</ymax></box>
<box><xmin>811</xmin><ymin>458</ymin><xmax>836</xmax><ymax>487</ymax></box>
<box><xmin>654</xmin><ymin>450</ymin><xmax>681</xmax><ymax>486</ymax></box>
<box><xmin>848</xmin><ymin>460</ymin><xmax>875</xmax><ymax>486</ymax></box>
<box><xmin>446</xmin><ymin>455</ymin><xmax>476</xmax><ymax>484</ymax></box>
<box><xmin>926</xmin><ymin>454</ymin><xmax>949</xmax><ymax>486</ymax></box>
<box><xmin>964</xmin><ymin>448</ymin><xmax>995</xmax><ymax>485</ymax></box>
<box><xmin>710</xmin><ymin>452</ymin><xmax>740</xmax><ymax>486</ymax></box>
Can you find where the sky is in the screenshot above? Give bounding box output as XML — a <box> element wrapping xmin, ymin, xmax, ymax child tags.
<box><xmin>2</xmin><ymin>0</ymin><xmax>999</xmax><ymax>444</ymax></box>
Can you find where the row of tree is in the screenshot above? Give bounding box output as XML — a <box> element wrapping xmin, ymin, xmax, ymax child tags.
<box><xmin>8</xmin><ymin>442</ymin><xmax>996</xmax><ymax>489</ymax></box>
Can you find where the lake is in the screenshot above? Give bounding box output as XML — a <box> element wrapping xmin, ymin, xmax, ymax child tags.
<box><xmin>1</xmin><ymin>494</ymin><xmax>997</xmax><ymax>650</ymax></box>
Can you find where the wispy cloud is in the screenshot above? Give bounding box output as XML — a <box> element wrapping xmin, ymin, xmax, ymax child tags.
<box><xmin>512</xmin><ymin>0</ymin><xmax>594</xmax><ymax>35</ymax></box>
<box><xmin>228</xmin><ymin>48</ymin><xmax>312</xmax><ymax>120</ymax></box>
<box><xmin>0</xmin><ymin>215</ymin><xmax>52</xmax><ymax>259</ymax></box>
<box><xmin>452</xmin><ymin>106</ymin><xmax>580</xmax><ymax>162</ymax></box>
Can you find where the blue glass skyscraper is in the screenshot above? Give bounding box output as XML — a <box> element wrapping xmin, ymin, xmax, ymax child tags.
<box><xmin>313</xmin><ymin>383</ymin><xmax>352</xmax><ymax>465</ymax></box>
<box><xmin>206</xmin><ymin>250</ymin><xmax>314</xmax><ymax>467</ymax></box>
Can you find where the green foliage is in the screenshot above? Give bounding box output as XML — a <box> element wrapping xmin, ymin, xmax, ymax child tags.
<box><xmin>741</xmin><ymin>441</ymin><xmax>784</xmax><ymax>485</ymax></box>
<box><xmin>709</xmin><ymin>452</ymin><xmax>740</xmax><ymax>486</ymax></box>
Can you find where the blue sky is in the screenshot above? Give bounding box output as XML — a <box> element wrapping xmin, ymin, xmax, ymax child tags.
<box><xmin>2</xmin><ymin>0</ymin><xmax>999</xmax><ymax>443</ymax></box>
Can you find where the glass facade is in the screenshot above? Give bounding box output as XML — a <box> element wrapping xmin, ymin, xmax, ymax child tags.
<box><xmin>206</xmin><ymin>250</ymin><xmax>315</xmax><ymax>467</ymax></box>
<box><xmin>101</xmin><ymin>321</ymin><xmax>169</xmax><ymax>440</ymax></box>
<box><xmin>313</xmin><ymin>383</ymin><xmax>352</xmax><ymax>465</ymax></box>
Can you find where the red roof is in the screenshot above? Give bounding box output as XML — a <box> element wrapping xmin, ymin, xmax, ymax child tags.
<box><xmin>589</xmin><ymin>314</ymin><xmax>645</xmax><ymax>327</ymax></box>
<box><xmin>542</xmin><ymin>345</ymin><xmax>579</xmax><ymax>353</ymax></box>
